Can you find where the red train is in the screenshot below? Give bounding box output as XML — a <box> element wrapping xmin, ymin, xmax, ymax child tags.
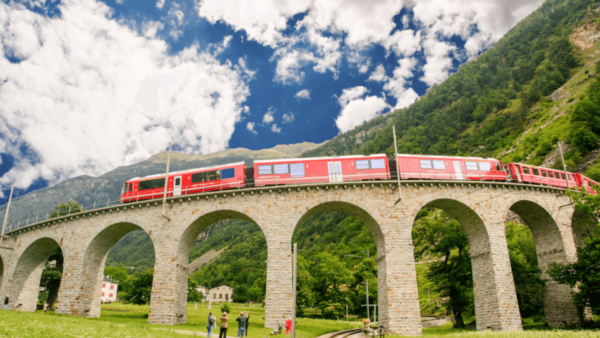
<box><xmin>119</xmin><ymin>154</ymin><xmax>598</xmax><ymax>202</ymax></box>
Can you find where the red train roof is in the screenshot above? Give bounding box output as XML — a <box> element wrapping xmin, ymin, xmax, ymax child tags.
<box><xmin>397</xmin><ymin>154</ymin><xmax>498</xmax><ymax>161</ymax></box>
<box><xmin>254</xmin><ymin>154</ymin><xmax>387</xmax><ymax>164</ymax></box>
<box><xmin>126</xmin><ymin>161</ymin><xmax>245</xmax><ymax>182</ymax></box>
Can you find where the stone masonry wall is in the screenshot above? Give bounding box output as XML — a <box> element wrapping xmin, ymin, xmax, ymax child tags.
<box><xmin>0</xmin><ymin>180</ymin><xmax>578</xmax><ymax>336</ymax></box>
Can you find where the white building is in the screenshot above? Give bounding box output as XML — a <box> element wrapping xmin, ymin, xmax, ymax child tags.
<box><xmin>196</xmin><ymin>286</ymin><xmax>208</xmax><ymax>300</ymax></box>
<box><xmin>208</xmin><ymin>285</ymin><xmax>233</xmax><ymax>303</ymax></box>
<box><xmin>101</xmin><ymin>276</ymin><xmax>118</xmax><ymax>303</ymax></box>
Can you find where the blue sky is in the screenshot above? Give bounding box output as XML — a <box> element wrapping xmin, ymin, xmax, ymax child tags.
<box><xmin>0</xmin><ymin>0</ymin><xmax>545</xmax><ymax>203</ymax></box>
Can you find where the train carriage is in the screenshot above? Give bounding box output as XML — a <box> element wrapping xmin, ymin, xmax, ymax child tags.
<box><xmin>504</xmin><ymin>163</ymin><xmax>577</xmax><ymax>189</ymax></box>
<box><xmin>253</xmin><ymin>154</ymin><xmax>390</xmax><ymax>186</ymax></box>
<box><xmin>396</xmin><ymin>154</ymin><xmax>507</xmax><ymax>181</ymax></box>
<box><xmin>119</xmin><ymin>162</ymin><xmax>246</xmax><ymax>203</ymax></box>
<box><xmin>574</xmin><ymin>173</ymin><xmax>599</xmax><ymax>195</ymax></box>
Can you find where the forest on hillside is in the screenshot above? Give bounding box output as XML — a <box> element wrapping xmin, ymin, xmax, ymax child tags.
<box><xmin>303</xmin><ymin>0</ymin><xmax>600</xmax><ymax>178</ymax></box>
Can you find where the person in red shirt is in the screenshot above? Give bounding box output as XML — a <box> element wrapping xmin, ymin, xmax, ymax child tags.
<box><xmin>285</xmin><ymin>317</ymin><xmax>292</xmax><ymax>335</ymax></box>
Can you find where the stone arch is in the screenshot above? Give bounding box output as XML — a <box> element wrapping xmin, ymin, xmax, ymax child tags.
<box><xmin>73</xmin><ymin>221</ymin><xmax>156</xmax><ymax>318</ymax></box>
<box><xmin>410</xmin><ymin>196</ymin><xmax>522</xmax><ymax>331</ymax></box>
<box><xmin>10</xmin><ymin>237</ymin><xmax>62</xmax><ymax>312</ymax></box>
<box><xmin>292</xmin><ymin>198</ymin><xmax>389</xmax><ymax>327</ymax></box>
<box><xmin>293</xmin><ymin>197</ymin><xmax>386</xmax><ymax>252</ymax></box>
<box><xmin>166</xmin><ymin>207</ymin><xmax>267</xmax><ymax>324</ymax></box>
<box><xmin>503</xmin><ymin>196</ymin><xmax>579</xmax><ymax>327</ymax></box>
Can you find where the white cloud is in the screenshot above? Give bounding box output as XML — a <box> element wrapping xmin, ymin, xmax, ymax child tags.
<box><xmin>0</xmin><ymin>0</ymin><xmax>252</xmax><ymax>191</ymax></box>
<box><xmin>197</xmin><ymin>0</ymin><xmax>545</xmax><ymax>89</ymax></box>
<box><xmin>420</xmin><ymin>38</ymin><xmax>456</xmax><ymax>86</ymax></box>
<box><xmin>156</xmin><ymin>0</ymin><xmax>165</xmax><ymax>9</ymax></box>
<box><xmin>335</xmin><ymin>86</ymin><xmax>389</xmax><ymax>133</ymax></box>
<box><xmin>368</xmin><ymin>64</ymin><xmax>387</xmax><ymax>82</ymax></box>
<box><xmin>271</xmin><ymin>124</ymin><xmax>282</xmax><ymax>133</ymax></box>
<box><xmin>282</xmin><ymin>113</ymin><xmax>295</xmax><ymax>123</ymax></box>
<box><xmin>382</xmin><ymin>29</ymin><xmax>421</xmax><ymax>58</ymax></box>
<box><xmin>295</xmin><ymin>89</ymin><xmax>310</xmax><ymax>100</ymax></box>
<box><xmin>263</xmin><ymin>107</ymin><xmax>275</xmax><ymax>124</ymax></box>
<box><xmin>247</xmin><ymin>122</ymin><xmax>257</xmax><ymax>134</ymax></box>
<box><xmin>384</xmin><ymin>57</ymin><xmax>420</xmax><ymax>109</ymax></box>
<box><xmin>209</xmin><ymin>35</ymin><xmax>233</xmax><ymax>56</ymax></box>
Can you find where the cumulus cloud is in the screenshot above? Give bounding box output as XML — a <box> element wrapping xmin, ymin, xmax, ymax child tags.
<box><xmin>209</xmin><ymin>35</ymin><xmax>233</xmax><ymax>56</ymax></box>
<box><xmin>197</xmin><ymin>0</ymin><xmax>545</xmax><ymax>89</ymax></box>
<box><xmin>156</xmin><ymin>0</ymin><xmax>165</xmax><ymax>9</ymax></box>
<box><xmin>282</xmin><ymin>113</ymin><xmax>295</xmax><ymax>123</ymax></box>
<box><xmin>295</xmin><ymin>89</ymin><xmax>310</xmax><ymax>100</ymax></box>
<box><xmin>0</xmin><ymin>0</ymin><xmax>252</xmax><ymax>191</ymax></box>
<box><xmin>247</xmin><ymin>122</ymin><xmax>257</xmax><ymax>133</ymax></box>
<box><xmin>335</xmin><ymin>86</ymin><xmax>389</xmax><ymax>133</ymax></box>
<box><xmin>263</xmin><ymin>107</ymin><xmax>275</xmax><ymax>124</ymax></box>
<box><xmin>368</xmin><ymin>64</ymin><xmax>387</xmax><ymax>82</ymax></box>
<box><xmin>271</xmin><ymin>124</ymin><xmax>282</xmax><ymax>133</ymax></box>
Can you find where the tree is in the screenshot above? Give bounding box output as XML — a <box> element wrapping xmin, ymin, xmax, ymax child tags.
<box><xmin>548</xmin><ymin>190</ymin><xmax>600</xmax><ymax>320</ymax></box>
<box><xmin>506</xmin><ymin>222</ymin><xmax>545</xmax><ymax>318</ymax></box>
<box><xmin>232</xmin><ymin>284</ymin><xmax>249</xmax><ymax>303</ymax></box>
<box><xmin>38</xmin><ymin>248</ymin><xmax>63</xmax><ymax>310</ymax></box>
<box><xmin>123</xmin><ymin>269</ymin><xmax>154</xmax><ymax>305</ymax></box>
<box><xmin>50</xmin><ymin>200</ymin><xmax>84</xmax><ymax>218</ymax></box>
<box><xmin>188</xmin><ymin>276</ymin><xmax>202</xmax><ymax>302</ymax></box>
<box><xmin>413</xmin><ymin>209</ymin><xmax>473</xmax><ymax>328</ymax></box>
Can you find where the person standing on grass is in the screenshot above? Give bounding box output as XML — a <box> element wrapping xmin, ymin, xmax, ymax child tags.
<box><xmin>219</xmin><ymin>312</ymin><xmax>229</xmax><ymax>338</ymax></box>
<box><xmin>244</xmin><ymin>312</ymin><xmax>249</xmax><ymax>336</ymax></box>
<box><xmin>207</xmin><ymin>312</ymin><xmax>217</xmax><ymax>338</ymax></box>
<box><xmin>285</xmin><ymin>317</ymin><xmax>292</xmax><ymax>335</ymax></box>
<box><xmin>43</xmin><ymin>302</ymin><xmax>48</xmax><ymax>312</ymax></box>
<box><xmin>3</xmin><ymin>295</ymin><xmax>8</xmax><ymax>310</ymax></box>
<box><xmin>236</xmin><ymin>312</ymin><xmax>247</xmax><ymax>338</ymax></box>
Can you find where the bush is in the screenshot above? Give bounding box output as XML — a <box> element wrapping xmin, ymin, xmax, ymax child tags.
<box><xmin>586</xmin><ymin>162</ymin><xmax>600</xmax><ymax>182</ymax></box>
<box><xmin>535</xmin><ymin>142</ymin><xmax>553</xmax><ymax>157</ymax></box>
<box><xmin>220</xmin><ymin>303</ymin><xmax>230</xmax><ymax>314</ymax></box>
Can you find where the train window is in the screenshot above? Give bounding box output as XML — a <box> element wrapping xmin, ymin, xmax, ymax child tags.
<box><xmin>206</xmin><ymin>170</ymin><xmax>220</xmax><ymax>181</ymax></box>
<box><xmin>139</xmin><ymin>180</ymin><xmax>153</xmax><ymax>191</ymax></box>
<box><xmin>479</xmin><ymin>162</ymin><xmax>491</xmax><ymax>171</ymax></box>
<box><xmin>290</xmin><ymin>163</ymin><xmax>305</xmax><ymax>177</ymax></box>
<box><xmin>371</xmin><ymin>159</ymin><xmax>386</xmax><ymax>169</ymax></box>
<box><xmin>432</xmin><ymin>160</ymin><xmax>445</xmax><ymax>170</ymax></box>
<box><xmin>548</xmin><ymin>171</ymin><xmax>554</xmax><ymax>178</ymax></box>
<box><xmin>533</xmin><ymin>168</ymin><xmax>540</xmax><ymax>175</ymax></box>
<box><xmin>356</xmin><ymin>160</ymin><xmax>370</xmax><ymax>170</ymax></box>
<box><xmin>192</xmin><ymin>172</ymin><xmax>206</xmax><ymax>183</ymax></box>
<box><xmin>175</xmin><ymin>177</ymin><xmax>181</xmax><ymax>186</ymax></box>
<box><xmin>420</xmin><ymin>160</ymin><xmax>433</xmax><ymax>169</ymax></box>
<box><xmin>465</xmin><ymin>162</ymin><xmax>478</xmax><ymax>170</ymax></box>
<box><xmin>258</xmin><ymin>165</ymin><xmax>272</xmax><ymax>175</ymax></box>
<box><xmin>274</xmin><ymin>164</ymin><xmax>289</xmax><ymax>174</ymax></box>
<box><xmin>154</xmin><ymin>178</ymin><xmax>165</xmax><ymax>188</ymax></box>
<box><xmin>122</xmin><ymin>183</ymin><xmax>127</xmax><ymax>194</ymax></box>
<box><xmin>522</xmin><ymin>167</ymin><xmax>530</xmax><ymax>174</ymax></box>
<box><xmin>541</xmin><ymin>170</ymin><xmax>547</xmax><ymax>177</ymax></box>
<box><xmin>128</xmin><ymin>183</ymin><xmax>133</xmax><ymax>192</ymax></box>
<box><xmin>495</xmin><ymin>163</ymin><xmax>501</xmax><ymax>171</ymax></box>
<box><xmin>561</xmin><ymin>173</ymin><xmax>566</xmax><ymax>180</ymax></box>
<box><xmin>221</xmin><ymin>168</ymin><xmax>235</xmax><ymax>179</ymax></box>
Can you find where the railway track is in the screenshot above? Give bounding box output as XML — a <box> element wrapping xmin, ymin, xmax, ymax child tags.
<box><xmin>327</xmin><ymin>326</ymin><xmax>381</xmax><ymax>338</ymax></box>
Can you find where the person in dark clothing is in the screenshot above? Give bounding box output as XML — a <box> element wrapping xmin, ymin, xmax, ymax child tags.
<box><xmin>244</xmin><ymin>312</ymin><xmax>249</xmax><ymax>335</ymax></box>
<box><xmin>219</xmin><ymin>312</ymin><xmax>229</xmax><ymax>338</ymax></box>
<box><xmin>3</xmin><ymin>295</ymin><xmax>8</xmax><ymax>310</ymax></box>
<box><xmin>236</xmin><ymin>312</ymin><xmax>247</xmax><ymax>338</ymax></box>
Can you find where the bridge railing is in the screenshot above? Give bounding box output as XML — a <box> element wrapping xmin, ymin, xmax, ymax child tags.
<box><xmin>2</xmin><ymin>171</ymin><xmax>574</xmax><ymax>234</ymax></box>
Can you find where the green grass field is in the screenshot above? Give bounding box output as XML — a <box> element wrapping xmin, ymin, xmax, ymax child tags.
<box><xmin>0</xmin><ymin>303</ymin><xmax>598</xmax><ymax>338</ymax></box>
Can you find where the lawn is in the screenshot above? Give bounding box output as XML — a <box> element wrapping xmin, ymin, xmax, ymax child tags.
<box><xmin>0</xmin><ymin>304</ymin><xmax>598</xmax><ymax>338</ymax></box>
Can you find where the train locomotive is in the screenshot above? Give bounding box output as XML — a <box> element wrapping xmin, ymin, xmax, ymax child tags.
<box><xmin>119</xmin><ymin>153</ymin><xmax>598</xmax><ymax>203</ymax></box>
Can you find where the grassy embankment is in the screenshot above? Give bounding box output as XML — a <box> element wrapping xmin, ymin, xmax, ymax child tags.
<box><xmin>1</xmin><ymin>303</ymin><xmax>599</xmax><ymax>338</ymax></box>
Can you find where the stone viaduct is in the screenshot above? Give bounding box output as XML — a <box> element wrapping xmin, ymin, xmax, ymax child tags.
<box><xmin>0</xmin><ymin>179</ymin><xmax>584</xmax><ymax>336</ymax></box>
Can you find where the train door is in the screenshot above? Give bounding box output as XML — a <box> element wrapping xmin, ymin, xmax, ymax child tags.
<box><xmin>173</xmin><ymin>176</ymin><xmax>182</xmax><ymax>196</ymax></box>
<box><xmin>328</xmin><ymin>161</ymin><xmax>343</xmax><ymax>182</ymax></box>
<box><xmin>453</xmin><ymin>161</ymin><xmax>463</xmax><ymax>180</ymax></box>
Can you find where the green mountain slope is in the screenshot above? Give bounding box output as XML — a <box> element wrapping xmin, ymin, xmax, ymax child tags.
<box><xmin>303</xmin><ymin>0</ymin><xmax>600</xmax><ymax>176</ymax></box>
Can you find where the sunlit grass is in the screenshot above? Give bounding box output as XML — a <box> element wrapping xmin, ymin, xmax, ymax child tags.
<box><xmin>1</xmin><ymin>303</ymin><xmax>598</xmax><ymax>338</ymax></box>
